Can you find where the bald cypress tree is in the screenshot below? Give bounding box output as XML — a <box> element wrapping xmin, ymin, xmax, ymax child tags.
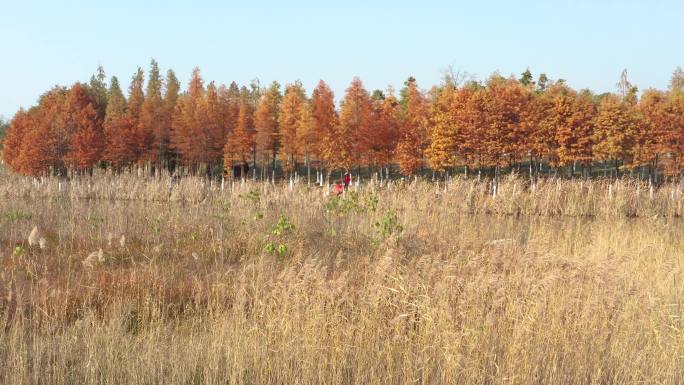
<box><xmin>65</xmin><ymin>83</ymin><xmax>104</xmax><ymax>173</ymax></box>
<box><xmin>255</xmin><ymin>81</ymin><xmax>281</xmax><ymax>177</ymax></box>
<box><xmin>171</xmin><ymin>67</ymin><xmax>205</xmax><ymax>173</ymax></box>
<box><xmin>279</xmin><ymin>82</ymin><xmax>305</xmax><ymax>174</ymax></box>
<box><xmin>311</xmin><ymin>80</ymin><xmax>337</xmax><ymax>176</ymax></box>
<box><xmin>88</xmin><ymin>65</ymin><xmax>108</xmax><ymax>120</ymax></box>
<box><xmin>337</xmin><ymin>77</ymin><xmax>372</xmax><ymax>171</ymax></box>
<box><xmin>162</xmin><ymin>69</ymin><xmax>180</xmax><ymax>170</ymax></box>
<box><xmin>2</xmin><ymin>109</ymin><xmax>32</xmax><ymax>172</ymax></box>
<box><xmin>127</xmin><ymin>68</ymin><xmax>145</xmax><ymax>122</ymax></box>
<box><xmin>396</xmin><ymin>77</ymin><xmax>427</xmax><ymax>176</ymax></box>
<box><xmin>103</xmin><ymin>76</ymin><xmax>135</xmax><ymax>169</ymax></box>
<box><xmin>139</xmin><ymin>59</ymin><xmax>163</xmax><ymax>169</ymax></box>
<box><xmin>224</xmin><ymin>87</ymin><xmax>255</xmax><ymax>177</ymax></box>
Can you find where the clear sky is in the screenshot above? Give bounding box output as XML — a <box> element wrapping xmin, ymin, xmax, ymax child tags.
<box><xmin>2</xmin><ymin>0</ymin><xmax>683</xmax><ymax>119</ymax></box>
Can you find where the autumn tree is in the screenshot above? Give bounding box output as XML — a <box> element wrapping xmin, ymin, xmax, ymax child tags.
<box><xmin>139</xmin><ymin>59</ymin><xmax>164</xmax><ymax>169</ymax></box>
<box><xmin>311</xmin><ymin>80</ymin><xmax>338</xmax><ymax>176</ymax></box>
<box><xmin>64</xmin><ymin>83</ymin><xmax>104</xmax><ymax>173</ymax></box>
<box><xmin>11</xmin><ymin>63</ymin><xmax>684</xmax><ymax>182</ymax></box>
<box><xmin>368</xmin><ymin>91</ymin><xmax>399</xmax><ymax>173</ymax></box>
<box><xmin>664</xmin><ymin>92</ymin><xmax>684</xmax><ymax>176</ymax></box>
<box><xmin>640</xmin><ymin>86</ymin><xmax>684</xmax><ymax>177</ymax></box>
<box><xmin>454</xmin><ymin>84</ymin><xmax>488</xmax><ymax>173</ymax></box>
<box><xmin>87</xmin><ymin>65</ymin><xmax>108</xmax><ymax>120</ymax></box>
<box><xmin>171</xmin><ymin>68</ymin><xmax>206</xmax><ymax>172</ymax></box>
<box><xmin>639</xmin><ymin>88</ymin><xmax>667</xmax><ymax>176</ymax></box>
<box><xmin>17</xmin><ymin>113</ymin><xmax>59</xmax><ymax>176</ymax></box>
<box><xmin>254</xmin><ymin>81</ymin><xmax>281</xmax><ymax>177</ymax></box>
<box><xmin>103</xmin><ymin>76</ymin><xmax>136</xmax><ymax>169</ymax></box>
<box><xmin>204</xmin><ymin>81</ymin><xmax>228</xmax><ymax>173</ymax></box>
<box><xmin>335</xmin><ymin>77</ymin><xmax>372</xmax><ymax>172</ymax></box>
<box><xmin>16</xmin><ymin>88</ymin><xmax>68</xmax><ymax>176</ymax></box>
<box><xmin>216</xmin><ymin>84</ymin><xmax>235</xmax><ymax>135</ymax></box>
<box><xmin>396</xmin><ymin>77</ymin><xmax>428</xmax><ymax>175</ymax></box>
<box><xmin>426</xmin><ymin>84</ymin><xmax>459</xmax><ymax>173</ymax></box>
<box><xmin>2</xmin><ymin>109</ymin><xmax>32</xmax><ymax>171</ymax></box>
<box><xmin>556</xmin><ymin>89</ymin><xmax>595</xmax><ymax>174</ymax></box>
<box><xmin>480</xmin><ymin>75</ymin><xmax>530</xmax><ymax>171</ymax></box>
<box><xmin>127</xmin><ymin>67</ymin><xmax>145</xmax><ymax>163</ymax></box>
<box><xmin>279</xmin><ymin>82</ymin><xmax>306</xmax><ymax>175</ymax></box>
<box><xmin>224</xmin><ymin>87</ymin><xmax>255</xmax><ymax>177</ymax></box>
<box><xmin>593</xmin><ymin>93</ymin><xmax>641</xmax><ymax>174</ymax></box>
<box><xmin>160</xmin><ymin>69</ymin><xmax>180</xmax><ymax>170</ymax></box>
<box><xmin>126</xmin><ymin>68</ymin><xmax>144</xmax><ymax>123</ymax></box>
<box><xmin>220</xmin><ymin>82</ymin><xmax>240</xmax><ymax>134</ymax></box>
<box><xmin>296</xmin><ymin>100</ymin><xmax>316</xmax><ymax>182</ymax></box>
<box><xmin>520</xmin><ymin>84</ymin><xmax>559</xmax><ymax>176</ymax></box>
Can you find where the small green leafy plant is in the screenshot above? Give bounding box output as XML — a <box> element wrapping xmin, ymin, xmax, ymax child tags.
<box><xmin>372</xmin><ymin>209</ymin><xmax>403</xmax><ymax>242</ymax></box>
<box><xmin>264</xmin><ymin>214</ymin><xmax>295</xmax><ymax>258</ymax></box>
<box><xmin>271</xmin><ymin>214</ymin><xmax>295</xmax><ymax>236</ymax></box>
<box><xmin>13</xmin><ymin>245</ymin><xmax>24</xmax><ymax>256</ymax></box>
<box><xmin>264</xmin><ymin>242</ymin><xmax>288</xmax><ymax>257</ymax></box>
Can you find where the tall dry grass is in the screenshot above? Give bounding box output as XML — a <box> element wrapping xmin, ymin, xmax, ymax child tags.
<box><xmin>0</xmin><ymin>173</ymin><xmax>683</xmax><ymax>384</ymax></box>
<box><xmin>1</xmin><ymin>173</ymin><xmax>683</xmax><ymax>217</ymax></box>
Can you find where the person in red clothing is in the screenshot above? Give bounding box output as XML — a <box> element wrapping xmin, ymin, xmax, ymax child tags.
<box><xmin>332</xmin><ymin>181</ymin><xmax>344</xmax><ymax>196</ymax></box>
<box><xmin>343</xmin><ymin>170</ymin><xmax>351</xmax><ymax>190</ymax></box>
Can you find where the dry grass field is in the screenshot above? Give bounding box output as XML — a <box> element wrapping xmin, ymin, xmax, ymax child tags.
<box><xmin>1</xmin><ymin>173</ymin><xmax>684</xmax><ymax>384</ymax></box>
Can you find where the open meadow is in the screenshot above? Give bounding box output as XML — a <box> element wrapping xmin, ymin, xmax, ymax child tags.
<box><xmin>1</xmin><ymin>174</ymin><xmax>684</xmax><ymax>384</ymax></box>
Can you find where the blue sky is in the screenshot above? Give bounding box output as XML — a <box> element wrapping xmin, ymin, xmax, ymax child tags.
<box><xmin>1</xmin><ymin>0</ymin><xmax>683</xmax><ymax>119</ymax></box>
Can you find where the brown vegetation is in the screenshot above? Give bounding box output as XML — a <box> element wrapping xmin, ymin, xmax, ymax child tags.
<box><xmin>1</xmin><ymin>173</ymin><xmax>684</xmax><ymax>384</ymax></box>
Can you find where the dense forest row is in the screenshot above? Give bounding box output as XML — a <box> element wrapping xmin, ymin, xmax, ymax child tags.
<box><xmin>2</xmin><ymin>60</ymin><xmax>684</xmax><ymax>181</ymax></box>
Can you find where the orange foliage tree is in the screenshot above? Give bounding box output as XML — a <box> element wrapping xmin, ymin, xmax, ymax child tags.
<box><xmin>368</xmin><ymin>92</ymin><xmax>400</xmax><ymax>173</ymax></box>
<box><xmin>311</xmin><ymin>81</ymin><xmax>338</xmax><ymax>178</ymax></box>
<box><xmin>103</xmin><ymin>76</ymin><xmax>136</xmax><ymax>169</ymax></box>
<box><xmin>296</xmin><ymin>100</ymin><xmax>316</xmax><ymax>182</ymax></box>
<box><xmin>138</xmin><ymin>59</ymin><xmax>164</xmax><ymax>168</ymax></box>
<box><xmin>17</xmin><ymin>88</ymin><xmax>68</xmax><ymax>176</ymax></box>
<box><xmin>7</xmin><ymin>64</ymin><xmax>684</xmax><ymax>181</ymax></box>
<box><xmin>335</xmin><ymin>77</ymin><xmax>372</xmax><ymax>172</ymax></box>
<box><xmin>552</xmin><ymin>88</ymin><xmax>596</xmax><ymax>174</ymax></box>
<box><xmin>224</xmin><ymin>87</ymin><xmax>255</xmax><ymax>177</ymax></box>
<box><xmin>2</xmin><ymin>108</ymin><xmax>32</xmax><ymax>172</ymax></box>
<box><xmin>426</xmin><ymin>84</ymin><xmax>459</xmax><ymax>173</ymax></box>
<box><xmin>126</xmin><ymin>68</ymin><xmax>145</xmax><ymax>164</ymax></box>
<box><xmin>279</xmin><ymin>82</ymin><xmax>306</xmax><ymax>175</ymax></box>
<box><xmin>64</xmin><ymin>83</ymin><xmax>104</xmax><ymax>173</ymax></box>
<box><xmin>396</xmin><ymin>77</ymin><xmax>428</xmax><ymax>175</ymax></box>
<box><xmin>171</xmin><ymin>68</ymin><xmax>215</xmax><ymax>173</ymax></box>
<box><xmin>254</xmin><ymin>82</ymin><xmax>281</xmax><ymax>177</ymax></box>
<box><xmin>593</xmin><ymin>93</ymin><xmax>642</xmax><ymax>173</ymax></box>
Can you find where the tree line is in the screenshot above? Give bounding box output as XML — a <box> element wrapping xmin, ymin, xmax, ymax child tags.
<box><xmin>3</xmin><ymin>60</ymin><xmax>684</xmax><ymax>182</ymax></box>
